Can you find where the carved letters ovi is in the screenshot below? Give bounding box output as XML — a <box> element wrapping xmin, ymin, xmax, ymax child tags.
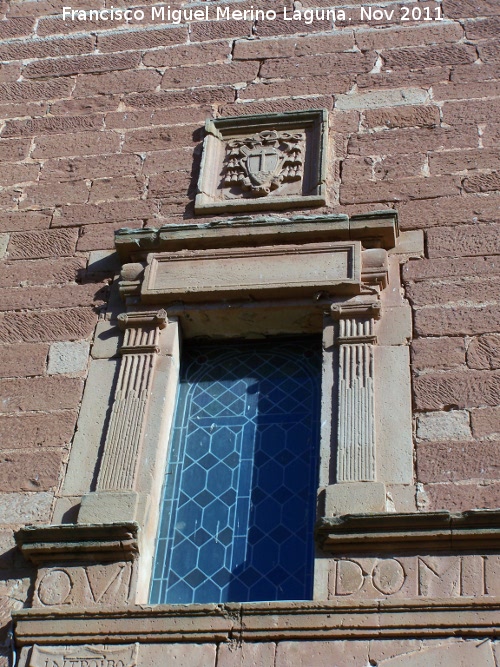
<box><xmin>224</xmin><ymin>130</ymin><xmax>304</xmax><ymax>197</ymax></box>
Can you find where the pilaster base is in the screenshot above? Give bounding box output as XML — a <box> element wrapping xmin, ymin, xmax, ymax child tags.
<box><xmin>325</xmin><ymin>482</ymin><xmax>386</xmax><ymax>515</ymax></box>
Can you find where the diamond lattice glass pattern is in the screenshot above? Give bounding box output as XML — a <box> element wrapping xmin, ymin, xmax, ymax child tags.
<box><xmin>150</xmin><ymin>337</ymin><xmax>321</xmax><ymax>604</ymax></box>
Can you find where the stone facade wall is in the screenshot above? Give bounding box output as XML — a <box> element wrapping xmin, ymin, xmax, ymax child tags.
<box><xmin>0</xmin><ymin>0</ymin><xmax>499</xmax><ymax>663</ymax></box>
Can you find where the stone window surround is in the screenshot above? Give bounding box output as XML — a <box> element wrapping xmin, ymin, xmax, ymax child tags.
<box><xmin>44</xmin><ymin>210</ymin><xmax>421</xmax><ymax>604</ymax></box>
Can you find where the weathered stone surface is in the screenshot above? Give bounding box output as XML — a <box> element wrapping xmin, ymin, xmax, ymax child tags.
<box><xmin>0</xmin><ymin>257</ymin><xmax>85</xmax><ymax>288</ymax></box>
<box><xmin>276</xmin><ymin>641</ymin><xmax>369</xmax><ymax>667</ymax></box>
<box><xmin>467</xmin><ymin>334</ymin><xmax>500</xmax><ymax>370</ymax></box>
<box><xmin>0</xmin><ymin>492</ymin><xmax>52</xmax><ymax>524</ymax></box>
<box><xmin>217</xmin><ymin>642</ymin><xmax>274</xmax><ymax>667</ymax></box>
<box><xmin>0</xmin><ymin>283</ymin><xmax>107</xmax><ymax>311</ymax></box>
<box><xmin>139</xmin><ymin>643</ymin><xmax>216</xmax><ymax>667</ymax></box>
<box><xmin>336</xmin><ymin>88</ymin><xmax>427</xmax><ymax>110</ymax></box>
<box><xmin>417</xmin><ymin>441</ymin><xmax>500</xmax><ymax>482</ymax></box>
<box><xmin>0</xmin><ymin>308</ymin><xmax>97</xmax><ymax>344</ymax></box>
<box><xmin>414</xmin><ymin>305</ymin><xmax>500</xmax><ymax>336</ymax></box>
<box><xmin>7</xmin><ymin>229</ymin><xmax>78</xmax><ymax>260</ymax></box>
<box><xmin>414</xmin><ymin>369</ymin><xmax>500</xmax><ymax>410</ymax></box>
<box><xmin>411</xmin><ymin>337</ymin><xmax>466</xmax><ymax>370</ymax></box>
<box><xmin>0</xmin><ymin>411</ymin><xmax>77</xmax><ymax>449</ymax></box>
<box><xmin>417</xmin><ymin>410</ymin><xmax>472</xmax><ymax>441</ymax></box>
<box><xmin>0</xmin><ymin>376</ymin><xmax>83</xmax><ymax>413</ymax></box>
<box><xmin>0</xmin><ymin>450</ymin><xmax>63</xmax><ymax>492</ymax></box>
<box><xmin>0</xmin><ymin>343</ymin><xmax>48</xmax><ymax>377</ymax></box>
<box><xmin>47</xmin><ymin>341</ymin><xmax>90</xmax><ymax>375</ymax></box>
<box><xmin>471</xmin><ymin>406</ymin><xmax>500</xmax><ymax>437</ymax></box>
<box><xmin>424</xmin><ymin>481</ymin><xmax>500</xmax><ymax>511</ymax></box>
<box><xmin>378</xmin><ymin>640</ymin><xmax>495</xmax><ymax>666</ymax></box>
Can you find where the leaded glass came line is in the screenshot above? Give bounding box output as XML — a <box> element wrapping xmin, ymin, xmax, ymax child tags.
<box><xmin>150</xmin><ymin>337</ymin><xmax>321</xmax><ymax>604</ymax></box>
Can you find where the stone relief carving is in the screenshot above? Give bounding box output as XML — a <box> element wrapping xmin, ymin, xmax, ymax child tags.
<box><xmin>195</xmin><ymin>110</ymin><xmax>328</xmax><ymax>213</ymax></box>
<box><xmin>224</xmin><ymin>130</ymin><xmax>304</xmax><ymax>197</ymax></box>
<box><xmin>29</xmin><ymin>643</ymin><xmax>138</xmax><ymax>667</ymax></box>
<box><xmin>328</xmin><ymin>554</ymin><xmax>498</xmax><ymax>600</ymax></box>
<box><xmin>33</xmin><ymin>562</ymin><xmax>134</xmax><ymax>608</ymax></box>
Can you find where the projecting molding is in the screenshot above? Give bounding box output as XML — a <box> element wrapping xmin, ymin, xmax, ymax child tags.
<box><xmin>194</xmin><ymin>110</ymin><xmax>328</xmax><ymax>213</ymax></box>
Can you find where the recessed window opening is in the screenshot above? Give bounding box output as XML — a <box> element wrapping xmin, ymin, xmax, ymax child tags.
<box><xmin>150</xmin><ymin>336</ymin><xmax>321</xmax><ymax>604</ymax></box>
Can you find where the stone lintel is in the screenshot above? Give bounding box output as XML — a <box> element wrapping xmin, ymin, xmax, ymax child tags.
<box><xmin>15</xmin><ymin>522</ymin><xmax>138</xmax><ymax>564</ymax></box>
<box><xmin>13</xmin><ymin>598</ymin><xmax>500</xmax><ymax>645</ymax></box>
<box><xmin>114</xmin><ymin>211</ymin><xmax>398</xmax><ymax>262</ymax></box>
<box><xmin>316</xmin><ymin>509</ymin><xmax>500</xmax><ymax>552</ymax></box>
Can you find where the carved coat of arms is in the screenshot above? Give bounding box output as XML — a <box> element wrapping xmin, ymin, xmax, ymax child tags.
<box><xmin>224</xmin><ymin>130</ymin><xmax>304</xmax><ymax>197</ymax></box>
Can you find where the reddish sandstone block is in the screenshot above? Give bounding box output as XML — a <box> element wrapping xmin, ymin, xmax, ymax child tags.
<box><xmin>124</xmin><ymin>87</ymin><xmax>235</xmax><ymax>109</ymax></box>
<box><xmin>40</xmin><ymin>154</ymin><xmax>142</xmax><ymax>182</ymax></box>
<box><xmin>189</xmin><ymin>20</ymin><xmax>252</xmax><ymax>42</ymax></box>
<box><xmin>260</xmin><ymin>52</ymin><xmax>375</xmax><ymax>79</ymax></box>
<box><xmin>147</xmin><ymin>172</ymin><xmax>193</xmax><ymax>199</ymax></box>
<box><xmin>382</xmin><ymin>44</ymin><xmax>477</xmax><ymax>69</ymax></box>
<box><xmin>0</xmin><ymin>163</ymin><xmax>40</xmax><ymax>187</ymax></box>
<box><xmin>24</xmin><ymin>52</ymin><xmax>140</xmax><ymax>79</ymax></box>
<box><xmin>97</xmin><ymin>26</ymin><xmax>187</xmax><ymax>52</ymax></box>
<box><xmin>2</xmin><ymin>115</ymin><xmax>103</xmax><ymax>138</ymax></box>
<box><xmin>143</xmin><ymin>40</ymin><xmax>229</xmax><ymax>67</ymax></box>
<box><xmin>54</xmin><ymin>200</ymin><xmax>157</xmax><ymax>227</ymax></box>
<box><xmin>142</xmin><ymin>148</ymin><xmax>195</xmax><ymax>175</ymax></box>
<box><xmin>161</xmin><ymin>61</ymin><xmax>258</xmax><ymax>90</ymax></box>
<box><xmin>77</xmin><ymin>221</ymin><xmax>142</xmax><ymax>251</ymax></box>
<box><xmin>72</xmin><ymin>70</ymin><xmax>161</xmax><ymax>97</ymax></box>
<box><xmin>354</xmin><ymin>22</ymin><xmax>463</xmax><ymax>50</ymax></box>
<box><xmin>8</xmin><ymin>229</ymin><xmax>78</xmax><ymax>260</ymax></box>
<box><xmin>20</xmin><ymin>180</ymin><xmax>90</xmax><ymax>209</ymax></box>
<box><xmin>478</xmin><ymin>40</ymin><xmax>500</xmax><ymax>63</ymax></box>
<box><xmin>0</xmin><ymin>308</ymin><xmax>96</xmax><ymax>345</ymax></box>
<box><xmin>471</xmin><ymin>406</ymin><xmax>500</xmax><ymax>437</ymax></box>
<box><xmin>417</xmin><ymin>441</ymin><xmax>500</xmax><ymax>482</ymax></box>
<box><xmin>221</xmin><ymin>96</ymin><xmax>333</xmax><ymax>117</ymax></box>
<box><xmin>0</xmin><ymin>283</ymin><xmax>108</xmax><ymax>311</ymax></box>
<box><xmin>414</xmin><ymin>369</ymin><xmax>500</xmax><ymax>410</ymax></box>
<box><xmin>339</xmin><ymin>175</ymin><xmax>460</xmax><ymax>205</ymax></box>
<box><xmin>411</xmin><ymin>337</ymin><xmax>466</xmax><ymax>371</ymax></box>
<box><xmin>467</xmin><ymin>334</ymin><xmax>500</xmax><ymax>370</ymax></box>
<box><xmin>0</xmin><ymin>257</ymin><xmax>85</xmax><ymax>288</ymax></box>
<box><xmin>0</xmin><ymin>211</ymin><xmax>51</xmax><ymax>234</ymax></box>
<box><xmin>0</xmin><ymin>35</ymin><xmax>94</xmax><ymax>62</ymax></box>
<box><xmin>0</xmin><ymin>16</ymin><xmax>34</xmax><ymax>39</ymax></box>
<box><xmin>49</xmin><ymin>96</ymin><xmax>121</xmax><ymax>116</ymax></box>
<box><xmin>363</xmin><ymin>105</ymin><xmax>440</xmax><ymax>130</ymax></box>
<box><xmin>423</xmin><ymin>481</ymin><xmax>500</xmax><ymax>511</ymax></box>
<box><xmin>122</xmin><ymin>125</ymin><xmax>201</xmax><ymax>153</ymax></box>
<box><xmin>464</xmin><ymin>17</ymin><xmax>500</xmax><ymax>40</ymax></box>
<box><xmin>463</xmin><ymin>171</ymin><xmax>500</xmax><ymax>193</ymax></box>
<box><xmin>0</xmin><ymin>376</ymin><xmax>83</xmax><ymax>413</ymax></box>
<box><xmin>429</xmin><ymin>149</ymin><xmax>500</xmax><ymax>174</ymax></box>
<box><xmin>415</xmin><ymin>305</ymin><xmax>500</xmax><ymax>337</ymax></box>
<box><xmin>0</xmin><ymin>138</ymin><xmax>31</xmax><ymax>162</ymax></box>
<box><xmin>348</xmin><ymin>126</ymin><xmax>478</xmax><ymax>157</ymax></box>
<box><xmin>407</xmin><ymin>277</ymin><xmax>500</xmax><ymax>306</ymax></box>
<box><xmin>398</xmin><ymin>193</ymin><xmax>500</xmax><ymax>229</ymax></box>
<box><xmin>442</xmin><ymin>0</ymin><xmax>500</xmax><ymax>18</ymax></box>
<box><xmin>0</xmin><ymin>62</ymin><xmax>21</xmax><ymax>83</ymax></box>
<box><xmin>89</xmin><ymin>176</ymin><xmax>144</xmax><ymax>203</ymax></box>
<box><xmin>432</xmin><ymin>80</ymin><xmax>500</xmax><ymax>101</ymax></box>
<box><xmin>427</xmin><ymin>223</ymin><xmax>500</xmax><ymax>258</ymax></box>
<box><xmin>233</xmin><ymin>32</ymin><xmax>354</xmax><ymax>60</ymax></box>
<box><xmin>32</xmin><ymin>131</ymin><xmax>121</xmax><ymax>159</ymax></box>
<box><xmin>482</xmin><ymin>123</ymin><xmax>500</xmax><ymax>148</ymax></box>
<box><xmin>0</xmin><ymin>450</ymin><xmax>63</xmax><ymax>491</ymax></box>
<box><xmin>240</xmin><ymin>75</ymin><xmax>352</xmax><ymax>99</ymax></box>
<box><xmin>443</xmin><ymin>99</ymin><xmax>500</xmax><ymax>126</ymax></box>
<box><xmin>0</xmin><ymin>343</ymin><xmax>48</xmax><ymax>378</ymax></box>
<box><xmin>357</xmin><ymin>67</ymin><xmax>449</xmax><ymax>91</ymax></box>
<box><xmin>403</xmin><ymin>256</ymin><xmax>500</xmax><ymax>282</ymax></box>
<box><xmin>0</xmin><ymin>411</ymin><xmax>78</xmax><ymax>449</ymax></box>
<box><xmin>0</xmin><ymin>79</ymin><xmax>72</xmax><ymax>102</ymax></box>
<box><xmin>372</xmin><ymin>155</ymin><xmax>426</xmax><ymax>180</ymax></box>
<box><xmin>105</xmin><ymin>107</ymin><xmax>211</xmax><ymax>130</ymax></box>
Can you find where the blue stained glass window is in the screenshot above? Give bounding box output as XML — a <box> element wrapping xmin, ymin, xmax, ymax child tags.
<box><xmin>150</xmin><ymin>337</ymin><xmax>321</xmax><ymax>604</ymax></box>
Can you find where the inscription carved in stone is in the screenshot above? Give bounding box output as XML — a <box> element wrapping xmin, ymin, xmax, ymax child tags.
<box><xmin>34</xmin><ymin>562</ymin><xmax>133</xmax><ymax>608</ymax></box>
<box><xmin>224</xmin><ymin>130</ymin><xmax>304</xmax><ymax>197</ymax></box>
<box><xmin>328</xmin><ymin>555</ymin><xmax>500</xmax><ymax>600</ymax></box>
<box><xmin>29</xmin><ymin>644</ymin><xmax>138</xmax><ymax>667</ymax></box>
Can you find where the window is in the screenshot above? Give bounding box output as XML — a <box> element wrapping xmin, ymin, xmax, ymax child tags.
<box><xmin>150</xmin><ymin>337</ymin><xmax>322</xmax><ymax>604</ymax></box>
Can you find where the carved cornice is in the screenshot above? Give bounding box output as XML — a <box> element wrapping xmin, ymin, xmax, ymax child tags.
<box><xmin>15</xmin><ymin>523</ymin><xmax>138</xmax><ymax>564</ymax></box>
<box><xmin>114</xmin><ymin>211</ymin><xmax>399</xmax><ymax>261</ymax></box>
<box><xmin>316</xmin><ymin>509</ymin><xmax>500</xmax><ymax>552</ymax></box>
<box><xmin>13</xmin><ymin>598</ymin><xmax>500</xmax><ymax>644</ymax></box>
